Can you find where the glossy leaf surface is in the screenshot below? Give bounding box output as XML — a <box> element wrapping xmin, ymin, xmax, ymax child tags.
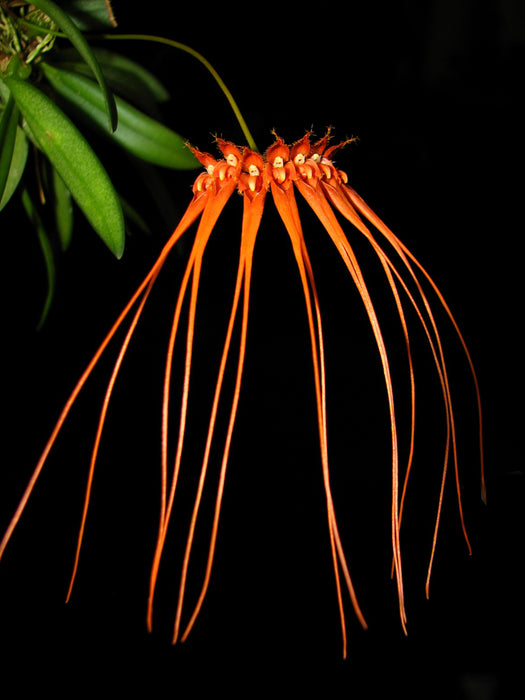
<box><xmin>5</xmin><ymin>74</ymin><xmax>125</xmax><ymax>257</ymax></box>
<box><xmin>42</xmin><ymin>63</ymin><xmax>199</xmax><ymax>169</ymax></box>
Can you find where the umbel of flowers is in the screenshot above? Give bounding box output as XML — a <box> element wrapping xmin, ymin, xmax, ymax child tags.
<box><xmin>0</xmin><ymin>131</ymin><xmax>484</xmax><ymax>659</ymax></box>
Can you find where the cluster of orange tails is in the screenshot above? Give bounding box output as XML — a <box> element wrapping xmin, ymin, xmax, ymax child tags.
<box><xmin>0</xmin><ymin>131</ymin><xmax>485</xmax><ymax>658</ymax></box>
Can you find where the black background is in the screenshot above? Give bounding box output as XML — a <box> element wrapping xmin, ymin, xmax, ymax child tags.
<box><xmin>1</xmin><ymin>1</ymin><xmax>523</xmax><ymax>696</ymax></box>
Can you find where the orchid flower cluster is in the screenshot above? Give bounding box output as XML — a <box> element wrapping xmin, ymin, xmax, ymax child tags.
<box><xmin>0</xmin><ymin>130</ymin><xmax>484</xmax><ymax>658</ymax></box>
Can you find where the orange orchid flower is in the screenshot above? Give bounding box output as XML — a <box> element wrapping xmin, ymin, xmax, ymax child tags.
<box><xmin>0</xmin><ymin>131</ymin><xmax>484</xmax><ymax>659</ymax></box>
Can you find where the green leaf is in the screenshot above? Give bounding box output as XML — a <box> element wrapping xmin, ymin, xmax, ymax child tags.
<box><xmin>53</xmin><ymin>47</ymin><xmax>170</xmax><ymax>110</ymax></box>
<box><xmin>5</xmin><ymin>74</ymin><xmax>125</xmax><ymax>257</ymax></box>
<box><xmin>0</xmin><ymin>124</ymin><xmax>29</xmax><ymax>211</ymax></box>
<box><xmin>0</xmin><ymin>93</ymin><xmax>19</xmax><ymax>203</ymax></box>
<box><xmin>21</xmin><ymin>188</ymin><xmax>56</xmax><ymax>330</ymax></box>
<box><xmin>29</xmin><ymin>0</ymin><xmax>118</xmax><ymax>131</ymax></box>
<box><xmin>41</xmin><ymin>63</ymin><xmax>199</xmax><ymax>170</ymax></box>
<box><xmin>57</xmin><ymin>0</ymin><xmax>117</xmax><ymax>31</ymax></box>
<box><xmin>0</xmin><ymin>90</ymin><xmax>29</xmax><ymax>211</ymax></box>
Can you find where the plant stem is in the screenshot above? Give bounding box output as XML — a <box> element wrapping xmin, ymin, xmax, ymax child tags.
<box><xmin>9</xmin><ymin>20</ymin><xmax>259</xmax><ymax>151</ymax></box>
<box><xmin>100</xmin><ymin>33</ymin><xmax>259</xmax><ymax>152</ymax></box>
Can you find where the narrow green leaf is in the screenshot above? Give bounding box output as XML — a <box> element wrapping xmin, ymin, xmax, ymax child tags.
<box><xmin>21</xmin><ymin>188</ymin><xmax>56</xmax><ymax>330</ymax></box>
<box><xmin>54</xmin><ymin>47</ymin><xmax>170</xmax><ymax>109</ymax></box>
<box><xmin>5</xmin><ymin>75</ymin><xmax>125</xmax><ymax>257</ymax></box>
<box><xmin>0</xmin><ymin>94</ymin><xmax>19</xmax><ymax>202</ymax></box>
<box><xmin>0</xmin><ymin>123</ymin><xmax>29</xmax><ymax>212</ymax></box>
<box><xmin>42</xmin><ymin>63</ymin><xmax>199</xmax><ymax>170</ymax></box>
<box><xmin>29</xmin><ymin>0</ymin><xmax>118</xmax><ymax>131</ymax></box>
<box><xmin>57</xmin><ymin>0</ymin><xmax>117</xmax><ymax>31</ymax></box>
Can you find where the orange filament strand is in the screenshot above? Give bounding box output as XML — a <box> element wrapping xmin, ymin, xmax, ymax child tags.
<box><xmin>294</xmin><ymin>177</ymin><xmax>406</xmax><ymax>630</ymax></box>
<box><xmin>338</xmin><ymin>185</ymin><xmax>475</xmax><ymax>585</ymax></box>
<box><xmin>177</xmin><ymin>188</ymin><xmax>265</xmax><ymax>643</ymax></box>
<box><xmin>147</xmin><ymin>179</ymin><xmax>238</xmax><ymax>630</ymax></box>
<box><xmin>0</xmin><ymin>193</ymin><xmax>207</xmax><ymax>567</ymax></box>
<box><xmin>270</xmin><ymin>179</ymin><xmax>367</xmax><ymax>658</ymax></box>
